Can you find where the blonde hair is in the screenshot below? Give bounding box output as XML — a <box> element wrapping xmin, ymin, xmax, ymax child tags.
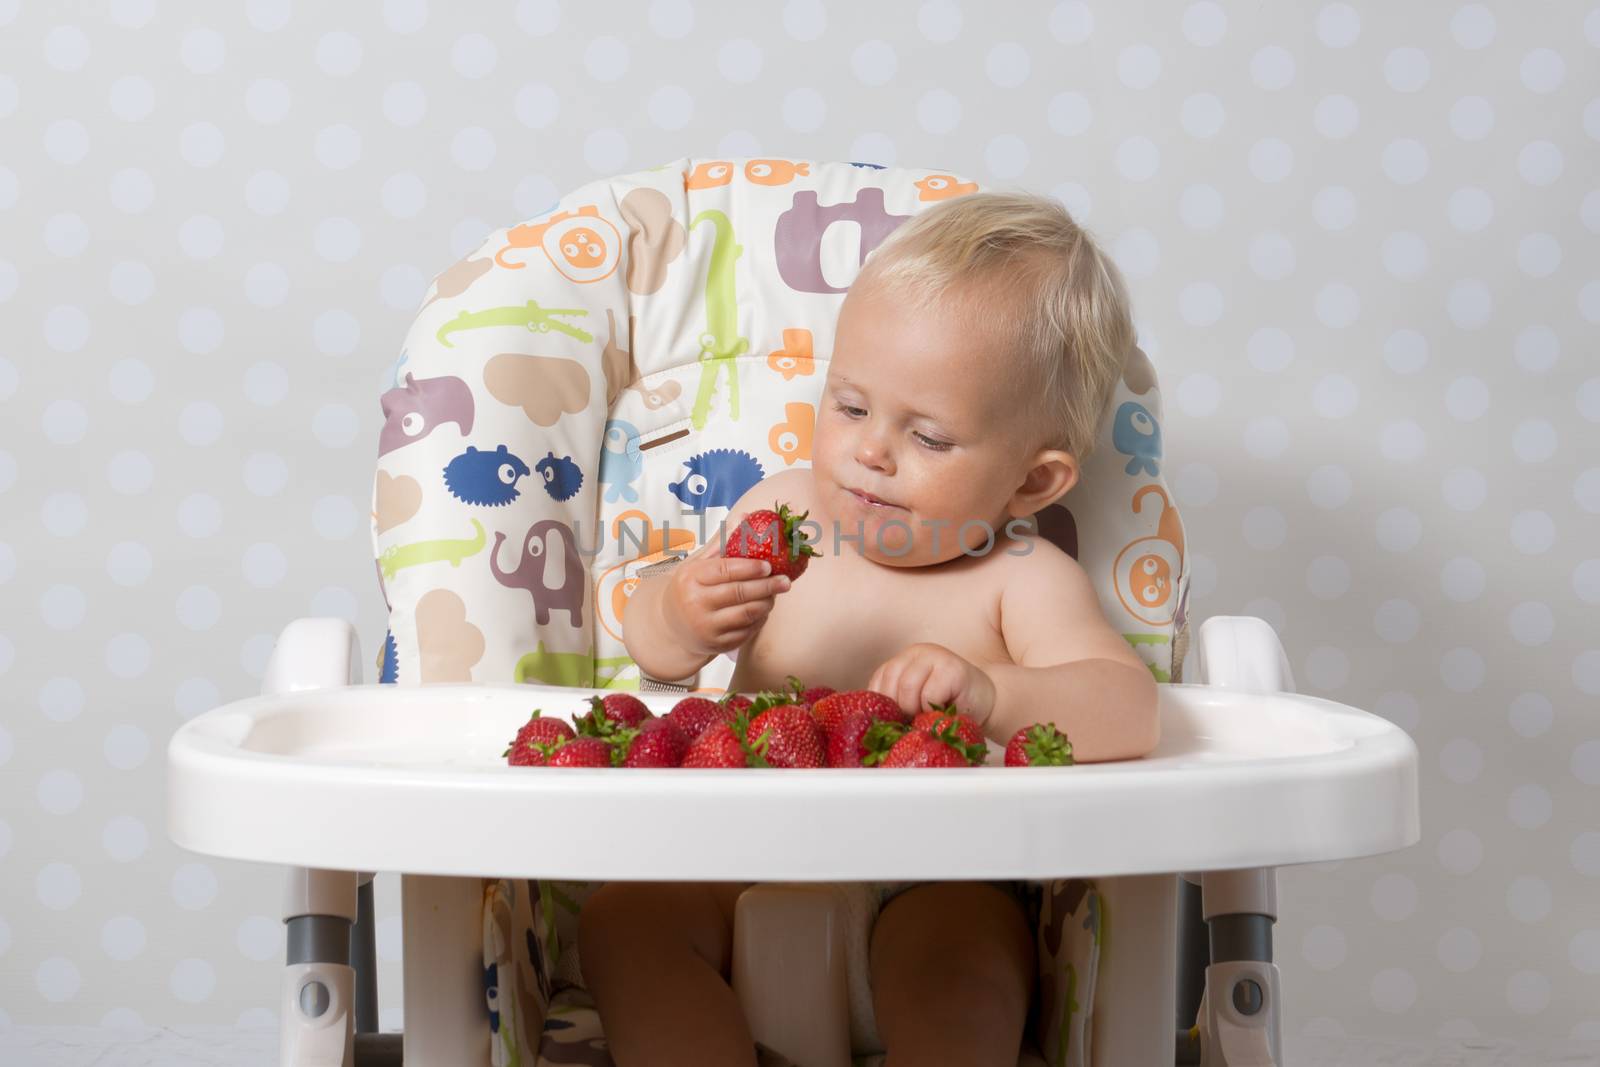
<box><xmin>853</xmin><ymin>190</ymin><xmax>1135</xmax><ymax>463</ymax></box>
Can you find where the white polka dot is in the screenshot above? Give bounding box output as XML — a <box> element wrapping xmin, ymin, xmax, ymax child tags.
<box><xmin>1179</xmin><ymin>94</ymin><xmax>1225</xmax><ymax>138</ymax></box>
<box><xmin>1440</xmin><ymin>647</ymin><xmax>1486</xmax><ymax>692</ymax></box>
<box><xmin>1448</xmin><ymin>187</ymin><xmax>1494</xmax><ymax>232</ymax></box>
<box><xmin>316</xmin><ymin>31</ymin><xmax>363</xmax><ymax>76</ymax></box>
<box><xmin>987</xmin><ymin>42</ymin><xmax>1029</xmax><ymax>88</ymax></box>
<box><xmin>38</xmin><ymin>770</ymin><xmax>83</xmax><ymax>815</ymax></box>
<box><xmin>584</xmin><ymin>35</ymin><xmax>629</xmax><ymax>82</ymax></box>
<box><xmin>1519</xmin><ymin>141</ymin><xmax>1563</xmax><ymax>186</ymax></box>
<box><xmin>1306</xmin><ymin>466</ymin><xmax>1351</xmax><ymax>510</ymax></box>
<box><xmin>1440</xmin><ymin>738</ymin><xmax>1483</xmax><ymax>784</ymax></box>
<box><xmin>314</xmin><ymin>125</ymin><xmax>361</xmax><ymax>171</ymax></box>
<box><xmin>1111</xmin><ymin>228</ymin><xmax>1160</xmax><ymax>279</ymax></box>
<box><xmin>1586</xmin><ymin>191</ymin><xmax>1600</xmax><ymax>235</ymax></box>
<box><xmin>105</xmin><ymin>725</ymin><xmax>151</xmax><ymax>770</ymax></box>
<box><xmin>1380</xmin><ymin>420</ymin><xmax>1427</xmax><ymax>464</ymax></box>
<box><xmin>106</xmin><ymin>450</ymin><xmax>154</xmax><ymax>494</ymax></box>
<box><xmin>1520</xmin><ymin>48</ymin><xmax>1565</xmax><ymax>93</ymax></box>
<box><xmin>1177</xmin><ymin>284</ymin><xmax>1222</xmax><ymax>326</ymax></box>
<box><xmin>718</xmin><ymin>39</ymin><xmax>762</xmax><ymax>83</ymax></box>
<box><xmin>1178</xmin><ymin>185</ymin><xmax>1223</xmax><ymax>230</ymax></box>
<box><xmin>1512</xmin><ymin>511</ymin><xmax>1556</xmax><ymax>554</ymax></box>
<box><xmin>1508</xmin><ymin>876</ymin><xmax>1552</xmax><ymax>922</ymax></box>
<box><xmin>1047</xmin><ymin>92</ymin><xmax>1093</xmax><ymax>137</ymax></box>
<box><xmin>1249</xmin><ymin>45</ymin><xmax>1295</xmax><ymax>90</ymax></box>
<box><xmin>916</xmin><ymin>89</ymin><xmax>961</xmax><ymax>135</ymax></box>
<box><xmin>178</xmin><ymin>493</ymin><xmax>223</xmax><ymax>539</ymax></box>
<box><xmin>1451</xmin><ymin>4</ymin><xmax>1496</xmax><ymax>49</ymax></box>
<box><xmin>1313</xmin><ymin>94</ymin><xmax>1359</xmax><ymax>139</ymax></box>
<box><xmin>1382</xmin><ymin>139</ymin><xmax>1429</xmax><ymax>184</ymax></box>
<box><xmin>1508</xmin><ymin>784</ymin><xmax>1553</xmax><ymax>829</ymax></box>
<box><xmin>1242</xmin><ymin>417</ymin><xmax>1290</xmax><ymax>460</ymax></box>
<box><xmin>1442</xmin><ymin>467</ymin><xmax>1487</xmax><ymax>510</ymax></box>
<box><xmin>245</xmin><ymin>79</ymin><xmax>292</xmax><ymax>125</ymax></box>
<box><xmin>783</xmin><ymin>0</ymin><xmax>826</xmax><ymax>40</ymax></box>
<box><xmin>1512</xmin><ymin>419</ymin><xmax>1558</xmax><ymax>462</ymax></box>
<box><xmin>1507</xmin><ymin>971</ymin><xmax>1550</xmax><ymax>1015</ymax></box>
<box><xmin>1510</xmin><ymin>602</ymin><xmax>1554</xmax><ymax>646</ymax></box>
<box><xmin>1370</xmin><ymin>968</ymin><xmax>1416</xmax><ymax>1013</ymax></box>
<box><xmin>648</xmin><ymin>0</ymin><xmax>694</xmax><ymax>38</ymax></box>
<box><xmin>237</xmin><ymin>916</ymin><xmax>281</xmax><ymax>961</ymax></box>
<box><xmin>1371</xmin><ymin>873</ymin><xmax>1418</xmax><ymax>920</ymax></box>
<box><xmin>1437</xmin><ymin>828</ymin><xmax>1482</xmax><ymax>874</ymax></box>
<box><xmin>1449</xmin><ymin>96</ymin><xmax>1495</xmax><ymax>141</ymax></box>
<box><xmin>35</xmin><ymin>957</ymin><xmax>81</xmax><ymax>1002</ymax></box>
<box><xmin>1509</xmin><ymin>693</ymin><xmax>1554</xmax><ymax>738</ymax></box>
<box><xmin>1248</xmin><ymin>232</ymin><xmax>1294</xmax><ymax>280</ymax></box>
<box><xmin>642</xmin><ymin>86</ymin><xmax>693</xmax><ymax>132</ymax></box>
<box><xmin>1573</xmin><ymin>740</ymin><xmax>1600</xmax><ymax>785</ymax></box>
<box><xmin>245</xmin><ymin>452</ymin><xmax>290</xmax><ymax>496</ymax></box>
<box><xmin>1574</xmin><ymin>833</ymin><xmax>1600</xmax><ymax>878</ymax></box>
<box><xmin>1047</xmin><ymin>1</ymin><xmax>1093</xmax><ymax>44</ymax></box>
<box><xmin>1182</xmin><ymin>2</ymin><xmax>1226</xmax><ymax>45</ymax></box>
<box><xmin>1570</xmin><ymin>931</ymin><xmax>1600</xmax><ymax>975</ymax></box>
<box><xmin>43</xmin><ymin>398</ymin><xmax>89</xmax><ymax>442</ymax></box>
<box><xmin>1173</xmin><ymin>464</ymin><xmax>1219</xmax><ymax>508</ymax></box>
<box><xmin>1376</xmin><ymin>508</ymin><xmax>1427</xmax><ymax>550</ymax></box>
<box><xmin>1444</xmin><ymin>376</ymin><xmax>1489</xmax><ymax>420</ymax></box>
<box><xmin>1437</xmin><ymin>928</ymin><xmax>1481</xmax><ymax>972</ymax></box>
<box><xmin>172</xmin><ymin>958</ymin><xmax>216</xmax><ymax>1003</ymax></box>
<box><xmin>1380</xmin><ymin>231</ymin><xmax>1428</xmax><ymax>279</ymax></box>
<box><xmin>176</xmin><ymin>677</ymin><xmax>222</xmax><ymax>721</ymax></box>
<box><xmin>1517</xmin><ymin>232</ymin><xmax>1562</xmax><ymax>278</ymax></box>
<box><xmin>1116</xmin><ymin>45</ymin><xmax>1160</xmax><ymax>89</ymax></box>
<box><xmin>1314</xmin><ymin>285</ymin><xmax>1360</xmax><ymax>329</ymax></box>
<box><xmin>1302</xmin><ymin>925</ymin><xmax>1346</xmax><ymax>970</ymax></box>
<box><xmin>312</xmin><ymin>496</ymin><xmax>359</xmax><ymax>541</ymax></box>
<box><xmin>1383</xmin><ymin>46</ymin><xmax>1430</xmax><ymax>92</ymax></box>
<box><xmin>37</xmin><ymin>862</ymin><xmax>82</xmax><ymax>909</ymax></box>
<box><xmin>1374</xmin><ymin>599</ymin><xmax>1420</xmax><ymax>643</ymax></box>
<box><xmin>986</xmin><ymin>135</ymin><xmax>1030</xmax><ymax>179</ymax></box>
<box><xmin>1514</xmin><ymin>325</ymin><xmax>1560</xmax><ymax>373</ymax></box>
<box><xmin>176</xmin><ymin>586</ymin><xmax>223</xmax><ymax>631</ymax></box>
<box><xmin>1115</xmin><ymin>137</ymin><xmax>1159</xmax><ymax>181</ymax></box>
<box><xmin>173</xmin><ymin>862</ymin><xmax>219</xmax><ymax>910</ymax></box>
<box><xmin>1441</xmin><ymin>557</ymin><xmax>1485</xmax><ymax>602</ymax></box>
<box><xmin>44</xmin><ymin>24</ymin><xmax>91</xmax><ymax>71</ymax></box>
<box><xmin>41</xmin><ymin>493</ymin><xmax>89</xmax><ymax>537</ymax></box>
<box><xmin>1313</xmin><ymin>186</ymin><xmax>1357</xmax><ymax>230</ymax></box>
<box><xmin>40</xmin><ymin>678</ymin><xmax>84</xmax><ymax>722</ymax></box>
<box><xmin>782</xmin><ymin>88</ymin><xmax>825</xmax><ymax>133</ymax></box>
<box><xmin>1248</xmin><ymin>138</ymin><xmax>1292</xmax><ymax>182</ymax></box>
<box><xmin>1577</xmin><ymin>559</ymin><xmax>1600</xmax><ymax>602</ymax></box>
<box><xmin>41</xmin><ymin>585</ymin><xmax>87</xmax><ymax>630</ymax></box>
<box><xmin>511</xmin><ymin>83</ymin><xmax>558</xmax><ymax>129</ymax></box>
<box><xmin>103</xmin><ymin>815</ymin><xmax>149</xmax><ymax>862</ymax></box>
<box><xmin>1246</xmin><ymin>327</ymin><xmax>1293</xmax><ymax>372</ymax></box>
<box><xmin>1311</xmin><ymin>373</ymin><xmax>1359</xmax><ymax>417</ymax></box>
<box><xmin>243</xmin><ymin>543</ymin><xmax>289</xmax><ymax>588</ymax></box>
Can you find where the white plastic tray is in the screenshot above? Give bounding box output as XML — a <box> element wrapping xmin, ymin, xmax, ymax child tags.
<box><xmin>167</xmin><ymin>682</ymin><xmax>1418</xmax><ymax>881</ymax></box>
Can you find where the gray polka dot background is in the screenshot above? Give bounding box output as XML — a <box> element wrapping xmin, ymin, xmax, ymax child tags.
<box><xmin>0</xmin><ymin>0</ymin><xmax>1597</xmax><ymax>1045</ymax></box>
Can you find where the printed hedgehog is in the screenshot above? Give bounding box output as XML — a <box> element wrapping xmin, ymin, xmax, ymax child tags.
<box><xmin>667</xmin><ymin>448</ymin><xmax>765</xmax><ymax>513</ymax></box>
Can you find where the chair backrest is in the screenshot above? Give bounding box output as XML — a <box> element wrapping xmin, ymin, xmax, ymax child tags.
<box><xmin>371</xmin><ymin>157</ymin><xmax>1191</xmax><ymax>691</ymax></box>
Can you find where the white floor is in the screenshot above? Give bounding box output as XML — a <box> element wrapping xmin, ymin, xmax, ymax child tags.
<box><xmin>2</xmin><ymin>1028</ymin><xmax>1599</xmax><ymax>1066</ymax></box>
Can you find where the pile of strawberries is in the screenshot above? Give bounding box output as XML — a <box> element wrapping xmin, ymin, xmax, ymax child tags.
<box><xmin>504</xmin><ymin>677</ymin><xmax>1075</xmax><ymax>769</ymax></box>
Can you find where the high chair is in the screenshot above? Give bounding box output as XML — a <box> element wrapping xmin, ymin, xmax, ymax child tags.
<box><xmin>166</xmin><ymin>157</ymin><xmax>1420</xmax><ymax>1067</ymax></box>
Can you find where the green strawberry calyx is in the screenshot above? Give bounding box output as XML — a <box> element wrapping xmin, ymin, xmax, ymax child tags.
<box><xmin>930</xmin><ymin>717</ymin><xmax>989</xmax><ymax>766</ymax></box>
<box><xmin>1020</xmin><ymin>723</ymin><xmax>1074</xmax><ymax>767</ymax></box>
<box><xmin>774</xmin><ymin>501</ymin><xmax>820</xmax><ymax>560</ymax></box>
<box><xmin>859</xmin><ymin>719</ymin><xmax>909</xmax><ymax>767</ymax></box>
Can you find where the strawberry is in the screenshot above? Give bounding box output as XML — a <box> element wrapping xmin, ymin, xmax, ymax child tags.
<box><xmin>665</xmin><ymin>696</ymin><xmax>734</xmax><ymax>742</ymax></box>
<box><xmin>723</xmin><ymin>501</ymin><xmax>819</xmax><ymax>580</ymax></box>
<box><xmin>1004</xmin><ymin>723</ymin><xmax>1075</xmax><ymax>767</ymax></box>
<box><xmin>879</xmin><ymin>717</ymin><xmax>988</xmax><ymax>768</ymax></box>
<box><xmin>911</xmin><ymin>703</ymin><xmax>984</xmax><ymax>748</ymax></box>
<box><xmin>682</xmin><ymin>720</ymin><xmax>769</xmax><ymax>769</ymax></box>
<box><xmin>616</xmin><ymin>718</ymin><xmax>690</xmax><ymax>768</ymax></box>
<box><xmin>504</xmin><ymin>709</ymin><xmax>577</xmax><ymax>765</ymax></box>
<box><xmin>747</xmin><ymin>703</ymin><xmax>826</xmax><ymax>769</ymax></box>
<box><xmin>720</xmin><ymin>693</ymin><xmax>756</xmax><ymax>716</ymax></box>
<box><xmin>545</xmin><ymin>737</ymin><xmax>616</xmax><ymax>768</ymax></box>
<box><xmin>783</xmin><ymin>675</ymin><xmax>836</xmax><ymax>710</ymax></box>
<box><xmin>828</xmin><ymin>714</ymin><xmax>907</xmax><ymax>768</ymax></box>
<box><xmin>810</xmin><ymin>689</ymin><xmax>908</xmax><ymax>736</ymax></box>
<box><xmin>576</xmin><ymin>694</ymin><xmax>653</xmax><ymax>738</ymax></box>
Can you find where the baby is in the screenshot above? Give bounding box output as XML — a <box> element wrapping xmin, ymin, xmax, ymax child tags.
<box><xmin>586</xmin><ymin>190</ymin><xmax>1160</xmax><ymax>1066</ymax></box>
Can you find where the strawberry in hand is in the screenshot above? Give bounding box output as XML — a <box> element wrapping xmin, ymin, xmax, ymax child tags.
<box><xmin>724</xmin><ymin>501</ymin><xmax>819</xmax><ymax>581</ymax></box>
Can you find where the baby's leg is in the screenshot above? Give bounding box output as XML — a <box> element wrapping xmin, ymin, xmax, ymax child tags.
<box><xmin>869</xmin><ymin>882</ymin><xmax>1035</xmax><ymax>1067</ymax></box>
<box><xmin>578</xmin><ymin>880</ymin><xmax>756</xmax><ymax>1067</ymax></box>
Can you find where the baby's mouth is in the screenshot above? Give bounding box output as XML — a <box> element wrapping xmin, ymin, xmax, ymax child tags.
<box><xmin>849</xmin><ymin>487</ymin><xmax>902</xmax><ymax>510</ymax></box>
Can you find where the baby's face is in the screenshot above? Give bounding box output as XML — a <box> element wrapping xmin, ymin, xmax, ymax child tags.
<box><xmin>811</xmin><ymin>281</ymin><xmax>1031</xmax><ymax>568</ymax></box>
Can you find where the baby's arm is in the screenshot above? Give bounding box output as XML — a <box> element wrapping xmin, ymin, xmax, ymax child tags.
<box><xmin>983</xmin><ymin>545</ymin><xmax>1160</xmax><ymax>762</ymax></box>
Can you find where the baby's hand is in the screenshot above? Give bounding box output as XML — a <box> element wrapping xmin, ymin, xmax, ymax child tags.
<box><xmin>869</xmin><ymin>643</ymin><xmax>997</xmax><ymax>725</ymax></box>
<box><xmin>661</xmin><ymin>538</ymin><xmax>792</xmax><ymax>658</ymax></box>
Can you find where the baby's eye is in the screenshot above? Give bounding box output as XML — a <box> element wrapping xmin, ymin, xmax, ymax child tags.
<box><xmin>834</xmin><ymin>401</ymin><xmax>866</xmax><ymax>418</ymax></box>
<box><xmin>913</xmin><ymin>432</ymin><xmax>952</xmax><ymax>451</ymax></box>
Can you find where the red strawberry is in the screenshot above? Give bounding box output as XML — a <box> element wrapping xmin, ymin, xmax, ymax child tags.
<box><xmin>545</xmin><ymin>737</ymin><xmax>616</xmax><ymax>768</ymax></box>
<box><xmin>782</xmin><ymin>675</ymin><xmax>836</xmax><ymax>710</ymax></box>
<box><xmin>504</xmin><ymin>710</ymin><xmax>577</xmax><ymax>765</ymax></box>
<box><xmin>576</xmin><ymin>694</ymin><xmax>653</xmax><ymax>738</ymax></box>
<box><xmin>747</xmin><ymin>703</ymin><xmax>826</xmax><ymax>769</ymax></box>
<box><xmin>810</xmin><ymin>689</ymin><xmax>908</xmax><ymax>735</ymax></box>
<box><xmin>665</xmin><ymin>696</ymin><xmax>734</xmax><ymax>742</ymax></box>
<box><xmin>879</xmin><ymin>717</ymin><xmax>988</xmax><ymax>768</ymax></box>
<box><xmin>616</xmin><ymin>718</ymin><xmax>690</xmax><ymax>768</ymax></box>
<box><xmin>720</xmin><ymin>693</ymin><xmax>756</xmax><ymax>716</ymax></box>
<box><xmin>827</xmin><ymin>714</ymin><xmax>907</xmax><ymax>768</ymax></box>
<box><xmin>723</xmin><ymin>501</ymin><xmax>819</xmax><ymax>580</ymax></box>
<box><xmin>682</xmin><ymin>720</ymin><xmax>768</xmax><ymax>769</ymax></box>
<box><xmin>1004</xmin><ymin>723</ymin><xmax>1075</xmax><ymax>767</ymax></box>
<box><xmin>911</xmin><ymin>703</ymin><xmax>984</xmax><ymax>748</ymax></box>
